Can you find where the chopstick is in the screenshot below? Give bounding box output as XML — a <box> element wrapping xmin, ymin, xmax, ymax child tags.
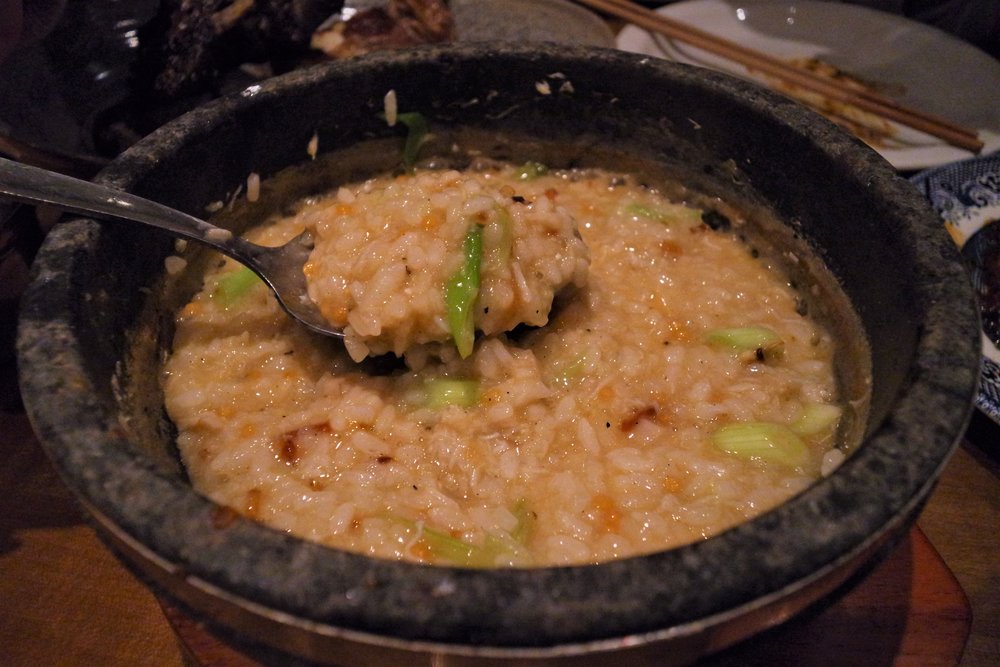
<box><xmin>0</xmin><ymin>133</ymin><xmax>109</xmax><ymax>179</ymax></box>
<box><xmin>576</xmin><ymin>0</ymin><xmax>984</xmax><ymax>154</ymax></box>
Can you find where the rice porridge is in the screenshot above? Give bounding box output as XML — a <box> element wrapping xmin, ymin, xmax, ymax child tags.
<box><xmin>303</xmin><ymin>165</ymin><xmax>589</xmax><ymax>361</ymax></box>
<box><xmin>162</xmin><ymin>156</ymin><xmax>865</xmax><ymax>567</ymax></box>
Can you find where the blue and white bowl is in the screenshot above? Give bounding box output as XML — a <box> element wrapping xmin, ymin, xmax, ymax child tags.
<box><xmin>911</xmin><ymin>153</ymin><xmax>1000</xmax><ymax>424</ymax></box>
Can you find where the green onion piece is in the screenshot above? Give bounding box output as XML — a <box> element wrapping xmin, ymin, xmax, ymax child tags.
<box><xmin>510</xmin><ymin>499</ymin><xmax>536</xmax><ymax>545</ymax></box>
<box><xmin>425</xmin><ymin>378</ymin><xmax>479</xmax><ymax>408</ymax></box>
<box><xmin>516</xmin><ymin>161</ymin><xmax>549</xmax><ymax>180</ymax></box>
<box><xmin>417</xmin><ymin>525</ymin><xmax>496</xmax><ymax>566</ymax></box>
<box><xmin>213</xmin><ymin>266</ymin><xmax>261</xmax><ymax>306</ymax></box>
<box><xmin>705</xmin><ymin>327</ymin><xmax>784</xmax><ymax>357</ymax></box>
<box><xmin>391</xmin><ymin>516</ymin><xmax>505</xmax><ymax>567</ymax></box>
<box><xmin>791</xmin><ymin>403</ymin><xmax>843</xmax><ymax>436</ymax></box>
<box><xmin>711</xmin><ymin>422</ymin><xmax>809</xmax><ymax>467</ymax></box>
<box><xmin>396</xmin><ymin>111</ymin><xmax>428</xmax><ymax>170</ymax></box>
<box><xmin>445</xmin><ymin>224</ymin><xmax>483</xmax><ymax>358</ymax></box>
<box><xmin>625</xmin><ymin>202</ymin><xmax>704</xmax><ymax>228</ymax></box>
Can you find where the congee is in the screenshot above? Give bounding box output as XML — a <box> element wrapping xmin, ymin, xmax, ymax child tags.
<box><xmin>304</xmin><ymin>165</ymin><xmax>590</xmax><ymax>361</ymax></box>
<box><xmin>162</xmin><ymin>138</ymin><xmax>869</xmax><ymax>567</ymax></box>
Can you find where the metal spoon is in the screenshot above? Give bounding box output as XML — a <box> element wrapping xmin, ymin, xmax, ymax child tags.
<box><xmin>0</xmin><ymin>156</ymin><xmax>343</xmax><ymax>338</ymax></box>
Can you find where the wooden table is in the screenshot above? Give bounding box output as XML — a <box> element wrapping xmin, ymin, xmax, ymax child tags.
<box><xmin>1</xmin><ymin>353</ymin><xmax>997</xmax><ymax>666</ymax></box>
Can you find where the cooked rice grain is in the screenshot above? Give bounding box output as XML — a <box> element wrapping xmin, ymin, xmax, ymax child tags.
<box><xmin>164</xmin><ymin>163</ymin><xmax>850</xmax><ymax>567</ymax></box>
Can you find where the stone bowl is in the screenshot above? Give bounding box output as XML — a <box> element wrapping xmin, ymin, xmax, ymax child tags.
<box><xmin>16</xmin><ymin>43</ymin><xmax>980</xmax><ymax>665</ymax></box>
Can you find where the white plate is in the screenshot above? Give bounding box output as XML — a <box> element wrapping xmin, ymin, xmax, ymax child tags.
<box><xmin>616</xmin><ymin>0</ymin><xmax>1000</xmax><ymax>171</ymax></box>
<box><xmin>911</xmin><ymin>154</ymin><xmax>1000</xmax><ymax>424</ymax></box>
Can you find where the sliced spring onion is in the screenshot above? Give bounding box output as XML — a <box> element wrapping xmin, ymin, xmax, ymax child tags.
<box><xmin>625</xmin><ymin>202</ymin><xmax>703</xmax><ymax>228</ymax></box>
<box><xmin>396</xmin><ymin>111</ymin><xmax>428</xmax><ymax>170</ymax></box>
<box><xmin>213</xmin><ymin>266</ymin><xmax>261</xmax><ymax>306</ymax></box>
<box><xmin>791</xmin><ymin>403</ymin><xmax>842</xmax><ymax>436</ymax></box>
<box><xmin>417</xmin><ymin>525</ymin><xmax>498</xmax><ymax>566</ymax></box>
<box><xmin>445</xmin><ymin>224</ymin><xmax>483</xmax><ymax>358</ymax></box>
<box><xmin>711</xmin><ymin>422</ymin><xmax>809</xmax><ymax>467</ymax></box>
<box><xmin>510</xmin><ymin>499</ymin><xmax>536</xmax><ymax>545</ymax></box>
<box><xmin>391</xmin><ymin>516</ymin><xmax>505</xmax><ymax>567</ymax></box>
<box><xmin>705</xmin><ymin>327</ymin><xmax>784</xmax><ymax>358</ymax></box>
<box><xmin>425</xmin><ymin>378</ymin><xmax>479</xmax><ymax>409</ymax></box>
<box><xmin>516</xmin><ymin>161</ymin><xmax>548</xmax><ymax>180</ymax></box>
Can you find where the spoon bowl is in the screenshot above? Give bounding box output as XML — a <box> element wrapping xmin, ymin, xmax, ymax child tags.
<box><xmin>0</xmin><ymin>156</ymin><xmax>343</xmax><ymax>338</ymax></box>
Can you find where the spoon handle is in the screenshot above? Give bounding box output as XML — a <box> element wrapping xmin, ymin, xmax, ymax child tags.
<box><xmin>0</xmin><ymin>156</ymin><xmax>256</xmax><ymax>258</ymax></box>
<box><xmin>0</xmin><ymin>156</ymin><xmax>341</xmax><ymax>338</ymax></box>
